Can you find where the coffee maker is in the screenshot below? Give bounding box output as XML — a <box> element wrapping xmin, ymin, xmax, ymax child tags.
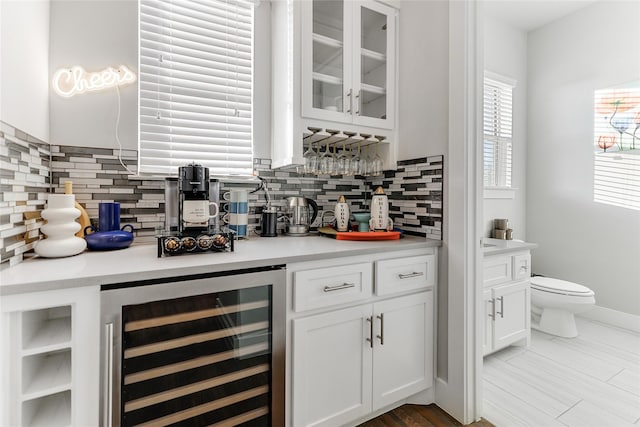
<box><xmin>164</xmin><ymin>163</ymin><xmax>220</xmax><ymax>235</ymax></box>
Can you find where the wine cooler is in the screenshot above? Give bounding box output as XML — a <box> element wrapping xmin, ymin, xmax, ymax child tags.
<box><xmin>100</xmin><ymin>267</ymin><xmax>286</xmax><ymax>426</ymax></box>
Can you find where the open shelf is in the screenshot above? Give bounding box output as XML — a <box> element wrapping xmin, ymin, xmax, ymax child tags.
<box><xmin>22</xmin><ymin>350</ymin><xmax>72</xmax><ymax>400</ymax></box>
<box><xmin>22</xmin><ymin>307</ymin><xmax>72</xmax><ymax>356</ymax></box>
<box><xmin>22</xmin><ymin>391</ymin><xmax>71</xmax><ymax>427</ymax></box>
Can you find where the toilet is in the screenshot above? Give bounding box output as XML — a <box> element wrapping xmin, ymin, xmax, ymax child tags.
<box><xmin>530</xmin><ymin>276</ymin><xmax>596</xmax><ymax>338</ymax></box>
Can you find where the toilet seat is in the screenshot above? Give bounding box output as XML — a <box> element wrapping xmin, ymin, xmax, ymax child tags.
<box><xmin>531</xmin><ymin>276</ymin><xmax>594</xmax><ymax>297</ymax></box>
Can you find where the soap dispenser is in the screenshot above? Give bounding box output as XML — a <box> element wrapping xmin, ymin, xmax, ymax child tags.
<box><xmin>334</xmin><ymin>195</ymin><xmax>350</xmax><ymax>232</ymax></box>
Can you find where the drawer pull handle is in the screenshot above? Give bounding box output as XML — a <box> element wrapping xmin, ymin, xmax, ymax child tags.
<box><xmin>488</xmin><ymin>299</ymin><xmax>496</xmax><ymax>320</ymax></box>
<box><xmin>398</xmin><ymin>271</ymin><xmax>424</xmax><ymax>279</ymax></box>
<box><xmin>323</xmin><ymin>282</ymin><xmax>356</xmax><ymax>292</ymax></box>
<box><xmin>366</xmin><ymin>316</ymin><xmax>374</xmax><ymax>348</ymax></box>
<box><xmin>376</xmin><ymin>313</ymin><xmax>384</xmax><ymax>345</ymax></box>
<box><xmin>497</xmin><ymin>296</ymin><xmax>504</xmax><ymax>318</ymax></box>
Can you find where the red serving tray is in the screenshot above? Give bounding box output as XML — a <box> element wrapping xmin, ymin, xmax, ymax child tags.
<box><xmin>318</xmin><ymin>227</ymin><xmax>401</xmax><ymax>241</ymax></box>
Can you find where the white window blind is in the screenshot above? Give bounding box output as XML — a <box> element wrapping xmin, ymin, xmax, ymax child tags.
<box><xmin>593</xmin><ymin>86</ymin><xmax>640</xmax><ymax>211</ymax></box>
<box><xmin>139</xmin><ymin>0</ymin><xmax>254</xmax><ymax>176</ymax></box>
<box><xmin>484</xmin><ymin>74</ymin><xmax>514</xmax><ymax>188</ymax></box>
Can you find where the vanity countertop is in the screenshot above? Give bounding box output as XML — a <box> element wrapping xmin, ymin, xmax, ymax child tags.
<box><xmin>0</xmin><ymin>235</ymin><xmax>441</xmax><ymax>296</ymax></box>
<box><xmin>483</xmin><ymin>237</ymin><xmax>537</xmax><ymax>256</ymax></box>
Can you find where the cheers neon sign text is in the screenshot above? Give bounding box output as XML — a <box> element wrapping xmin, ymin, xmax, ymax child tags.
<box><xmin>52</xmin><ymin>65</ymin><xmax>136</xmax><ymax>98</ymax></box>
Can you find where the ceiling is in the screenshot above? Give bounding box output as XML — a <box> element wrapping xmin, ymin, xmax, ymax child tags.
<box><xmin>483</xmin><ymin>0</ymin><xmax>598</xmax><ymax>32</ymax></box>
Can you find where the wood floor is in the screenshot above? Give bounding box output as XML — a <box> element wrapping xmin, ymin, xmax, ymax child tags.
<box><xmin>483</xmin><ymin>316</ymin><xmax>640</xmax><ymax>426</ymax></box>
<box><xmin>358</xmin><ymin>404</ymin><xmax>494</xmax><ymax>427</ymax></box>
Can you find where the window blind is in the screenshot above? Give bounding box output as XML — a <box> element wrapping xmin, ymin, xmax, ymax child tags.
<box><xmin>593</xmin><ymin>86</ymin><xmax>640</xmax><ymax>211</ymax></box>
<box><xmin>484</xmin><ymin>75</ymin><xmax>514</xmax><ymax>188</ymax></box>
<box><xmin>139</xmin><ymin>0</ymin><xmax>254</xmax><ymax>176</ymax></box>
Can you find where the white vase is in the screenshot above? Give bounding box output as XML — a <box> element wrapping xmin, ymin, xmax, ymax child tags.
<box><xmin>35</xmin><ymin>194</ymin><xmax>87</xmax><ymax>258</ymax></box>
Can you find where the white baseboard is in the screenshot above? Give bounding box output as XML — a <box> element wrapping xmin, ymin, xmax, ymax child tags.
<box><xmin>578</xmin><ymin>305</ymin><xmax>640</xmax><ymax>333</ymax></box>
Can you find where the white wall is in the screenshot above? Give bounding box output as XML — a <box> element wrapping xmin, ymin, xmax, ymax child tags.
<box><xmin>0</xmin><ymin>0</ymin><xmax>50</xmax><ymax>142</ymax></box>
<box><xmin>527</xmin><ymin>1</ymin><xmax>640</xmax><ymax>315</ymax></box>
<box><xmin>49</xmin><ymin>0</ymin><xmax>137</xmax><ymax>149</ymax></box>
<box><xmin>397</xmin><ymin>1</ymin><xmax>449</xmax><ymax>160</ymax></box>
<box><xmin>483</xmin><ymin>16</ymin><xmax>528</xmax><ymax>239</ymax></box>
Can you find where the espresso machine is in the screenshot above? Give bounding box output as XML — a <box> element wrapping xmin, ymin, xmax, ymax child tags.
<box><xmin>164</xmin><ymin>163</ymin><xmax>220</xmax><ymax>235</ymax></box>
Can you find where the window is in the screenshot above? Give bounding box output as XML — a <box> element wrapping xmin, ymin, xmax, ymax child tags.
<box><xmin>484</xmin><ymin>73</ymin><xmax>515</xmax><ymax>188</ymax></box>
<box><xmin>593</xmin><ymin>84</ymin><xmax>640</xmax><ymax>211</ymax></box>
<box><xmin>139</xmin><ymin>0</ymin><xmax>254</xmax><ymax>176</ymax></box>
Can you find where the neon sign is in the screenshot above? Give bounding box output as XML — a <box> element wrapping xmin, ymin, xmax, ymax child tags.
<box><xmin>52</xmin><ymin>65</ymin><xmax>136</xmax><ymax>98</ymax></box>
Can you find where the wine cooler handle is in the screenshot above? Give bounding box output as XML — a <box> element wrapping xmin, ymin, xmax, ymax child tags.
<box><xmin>104</xmin><ymin>323</ymin><xmax>114</xmax><ymax>427</ymax></box>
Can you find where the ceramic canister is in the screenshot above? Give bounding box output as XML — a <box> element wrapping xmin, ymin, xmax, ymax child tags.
<box><xmin>334</xmin><ymin>195</ymin><xmax>350</xmax><ymax>232</ymax></box>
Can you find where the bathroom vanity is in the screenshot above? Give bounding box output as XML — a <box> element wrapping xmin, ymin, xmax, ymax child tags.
<box><xmin>482</xmin><ymin>238</ymin><xmax>537</xmax><ymax>356</ymax></box>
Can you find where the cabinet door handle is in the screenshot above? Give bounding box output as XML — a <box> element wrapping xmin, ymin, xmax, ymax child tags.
<box><xmin>323</xmin><ymin>282</ymin><xmax>356</xmax><ymax>292</ymax></box>
<box><xmin>346</xmin><ymin>89</ymin><xmax>353</xmax><ymax>114</ymax></box>
<box><xmin>103</xmin><ymin>323</ymin><xmax>114</xmax><ymax>427</ymax></box>
<box><xmin>376</xmin><ymin>313</ymin><xmax>384</xmax><ymax>345</ymax></box>
<box><xmin>497</xmin><ymin>296</ymin><xmax>504</xmax><ymax>318</ymax></box>
<box><xmin>398</xmin><ymin>271</ymin><xmax>424</xmax><ymax>279</ymax></box>
<box><xmin>366</xmin><ymin>316</ymin><xmax>374</xmax><ymax>348</ymax></box>
<box><xmin>355</xmin><ymin>90</ymin><xmax>361</xmax><ymax>116</ymax></box>
<box><xmin>488</xmin><ymin>298</ymin><xmax>495</xmax><ymax>320</ymax></box>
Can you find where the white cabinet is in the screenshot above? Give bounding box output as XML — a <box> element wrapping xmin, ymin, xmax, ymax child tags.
<box><xmin>292</xmin><ymin>292</ymin><xmax>432</xmax><ymax>427</ymax></box>
<box><xmin>302</xmin><ymin>0</ymin><xmax>396</xmax><ymax>129</ymax></box>
<box><xmin>288</xmin><ymin>249</ymin><xmax>436</xmax><ymax>427</ymax></box>
<box><xmin>483</xmin><ymin>252</ymin><xmax>531</xmax><ymax>356</ymax></box>
<box><xmin>292</xmin><ymin>304</ymin><xmax>373</xmax><ymax>426</ymax></box>
<box><xmin>371</xmin><ymin>292</ymin><xmax>433</xmax><ymax>410</ymax></box>
<box><xmin>271</xmin><ymin>0</ymin><xmax>399</xmax><ymax>170</ymax></box>
<box><xmin>1</xmin><ymin>286</ymin><xmax>100</xmax><ymax>426</ymax></box>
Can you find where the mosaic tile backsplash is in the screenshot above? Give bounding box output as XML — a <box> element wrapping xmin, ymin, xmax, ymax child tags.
<box><xmin>1</xmin><ymin>121</ymin><xmax>443</xmax><ymax>267</ymax></box>
<box><xmin>0</xmin><ymin>122</ymin><xmax>50</xmax><ymax>267</ymax></box>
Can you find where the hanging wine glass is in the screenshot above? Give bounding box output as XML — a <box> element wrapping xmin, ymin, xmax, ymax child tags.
<box><xmin>350</xmin><ymin>142</ymin><xmax>363</xmax><ymax>176</ymax></box>
<box><xmin>303</xmin><ymin>140</ymin><xmax>318</xmax><ymax>174</ymax></box>
<box><xmin>372</xmin><ymin>136</ymin><xmax>385</xmax><ymax>177</ymax></box>
<box><xmin>319</xmin><ymin>140</ymin><xmax>334</xmax><ymax>175</ymax></box>
<box><xmin>336</xmin><ymin>140</ymin><xmax>351</xmax><ymax>176</ymax></box>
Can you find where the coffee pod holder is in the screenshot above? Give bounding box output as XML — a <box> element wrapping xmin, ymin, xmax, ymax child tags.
<box><xmin>156</xmin><ymin>229</ymin><xmax>234</xmax><ymax>257</ymax></box>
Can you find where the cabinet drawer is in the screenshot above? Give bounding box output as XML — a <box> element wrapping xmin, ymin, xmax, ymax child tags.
<box><xmin>513</xmin><ymin>254</ymin><xmax>531</xmax><ymax>281</ymax></box>
<box><xmin>293</xmin><ymin>262</ymin><xmax>372</xmax><ymax>312</ymax></box>
<box><xmin>483</xmin><ymin>255</ymin><xmax>512</xmax><ymax>287</ymax></box>
<box><xmin>375</xmin><ymin>255</ymin><xmax>434</xmax><ymax>296</ymax></box>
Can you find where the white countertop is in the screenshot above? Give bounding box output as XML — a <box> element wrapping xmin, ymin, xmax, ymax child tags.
<box><xmin>0</xmin><ymin>235</ymin><xmax>440</xmax><ymax>296</ymax></box>
<box><xmin>482</xmin><ymin>237</ymin><xmax>537</xmax><ymax>256</ymax></box>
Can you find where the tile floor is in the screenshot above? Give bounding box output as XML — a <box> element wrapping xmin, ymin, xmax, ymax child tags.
<box><xmin>483</xmin><ymin>316</ymin><xmax>640</xmax><ymax>427</ymax></box>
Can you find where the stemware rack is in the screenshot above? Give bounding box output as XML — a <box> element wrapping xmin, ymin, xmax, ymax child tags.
<box><xmin>301</xmin><ymin>127</ymin><xmax>388</xmax><ymax>177</ymax></box>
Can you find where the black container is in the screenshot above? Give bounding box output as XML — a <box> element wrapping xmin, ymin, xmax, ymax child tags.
<box><xmin>260</xmin><ymin>208</ymin><xmax>278</xmax><ymax>237</ymax></box>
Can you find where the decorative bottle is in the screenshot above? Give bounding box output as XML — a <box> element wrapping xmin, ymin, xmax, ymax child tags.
<box><xmin>369</xmin><ymin>187</ymin><xmax>393</xmax><ymax>231</ymax></box>
<box><xmin>334</xmin><ymin>195</ymin><xmax>350</xmax><ymax>232</ymax></box>
<box><xmin>35</xmin><ymin>194</ymin><xmax>87</xmax><ymax>258</ymax></box>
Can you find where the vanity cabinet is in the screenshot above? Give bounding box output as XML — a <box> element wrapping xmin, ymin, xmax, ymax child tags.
<box><xmin>0</xmin><ymin>286</ymin><xmax>100</xmax><ymax>426</ymax></box>
<box><xmin>288</xmin><ymin>249</ymin><xmax>435</xmax><ymax>427</ymax></box>
<box><xmin>483</xmin><ymin>252</ymin><xmax>531</xmax><ymax>356</ymax></box>
<box><xmin>271</xmin><ymin>0</ymin><xmax>399</xmax><ymax>170</ymax></box>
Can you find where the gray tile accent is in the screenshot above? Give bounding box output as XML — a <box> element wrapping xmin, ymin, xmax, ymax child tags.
<box><xmin>3</xmin><ymin>136</ymin><xmax>443</xmax><ymax>267</ymax></box>
<box><xmin>0</xmin><ymin>121</ymin><xmax>50</xmax><ymax>267</ymax></box>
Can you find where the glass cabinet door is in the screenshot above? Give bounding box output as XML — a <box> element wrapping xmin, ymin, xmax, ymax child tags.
<box><xmin>301</xmin><ymin>0</ymin><xmax>395</xmax><ymax>129</ymax></box>
<box><xmin>303</xmin><ymin>0</ymin><xmax>353</xmax><ymax>121</ymax></box>
<box><xmin>353</xmin><ymin>1</ymin><xmax>395</xmax><ymax>129</ymax></box>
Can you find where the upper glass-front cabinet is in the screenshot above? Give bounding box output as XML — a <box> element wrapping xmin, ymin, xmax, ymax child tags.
<box><xmin>302</xmin><ymin>0</ymin><xmax>396</xmax><ymax>130</ymax></box>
